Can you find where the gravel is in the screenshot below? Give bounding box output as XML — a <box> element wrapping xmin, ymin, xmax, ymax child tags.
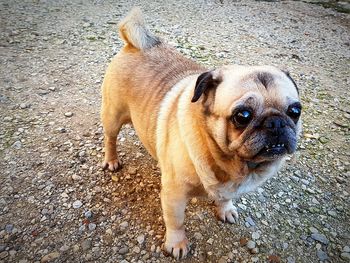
<box><xmin>311</xmin><ymin>233</ymin><xmax>330</xmax><ymax>245</ymax></box>
<box><xmin>0</xmin><ymin>0</ymin><xmax>349</xmax><ymax>262</ymax></box>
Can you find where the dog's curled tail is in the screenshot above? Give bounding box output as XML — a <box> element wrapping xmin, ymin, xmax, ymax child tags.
<box><xmin>118</xmin><ymin>7</ymin><xmax>161</xmax><ymax>50</ymax></box>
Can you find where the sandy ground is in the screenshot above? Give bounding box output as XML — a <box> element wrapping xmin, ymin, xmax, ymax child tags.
<box><xmin>0</xmin><ymin>0</ymin><xmax>349</xmax><ymax>262</ymax></box>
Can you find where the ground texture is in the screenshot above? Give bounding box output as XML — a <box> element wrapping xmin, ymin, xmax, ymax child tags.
<box><xmin>0</xmin><ymin>0</ymin><xmax>349</xmax><ymax>262</ymax></box>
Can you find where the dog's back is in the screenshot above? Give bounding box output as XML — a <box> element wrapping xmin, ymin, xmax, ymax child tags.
<box><xmin>101</xmin><ymin>8</ymin><xmax>204</xmax><ymax>159</ymax></box>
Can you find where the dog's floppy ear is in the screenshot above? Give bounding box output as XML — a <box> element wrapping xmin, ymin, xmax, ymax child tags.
<box><xmin>191</xmin><ymin>70</ymin><xmax>222</xmax><ymax>103</ymax></box>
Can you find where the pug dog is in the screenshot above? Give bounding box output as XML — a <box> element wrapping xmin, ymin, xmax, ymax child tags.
<box><xmin>101</xmin><ymin>7</ymin><xmax>302</xmax><ymax>259</ymax></box>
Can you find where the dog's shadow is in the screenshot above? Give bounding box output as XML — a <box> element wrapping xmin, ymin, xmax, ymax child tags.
<box><xmin>101</xmin><ymin>139</ymin><xmax>166</xmax><ymax>249</ymax></box>
<box><xmin>98</xmin><ymin>138</ymin><xmax>251</xmax><ymax>261</ymax></box>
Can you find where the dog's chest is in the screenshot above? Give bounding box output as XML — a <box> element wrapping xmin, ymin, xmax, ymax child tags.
<box><xmin>213</xmin><ymin>172</ymin><xmax>271</xmax><ymax>200</ymax></box>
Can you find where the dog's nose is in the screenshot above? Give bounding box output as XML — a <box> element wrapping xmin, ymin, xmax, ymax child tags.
<box><xmin>263</xmin><ymin>116</ymin><xmax>286</xmax><ymax>130</ymax></box>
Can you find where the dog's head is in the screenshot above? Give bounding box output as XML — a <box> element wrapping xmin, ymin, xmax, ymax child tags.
<box><xmin>191</xmin><ymin>65</ymin><xmax>302</xmax><ymax>169</ymax></box>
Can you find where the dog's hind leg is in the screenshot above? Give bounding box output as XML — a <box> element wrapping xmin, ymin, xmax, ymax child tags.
<box><xmin>101</xmin><ymin>95</ymin><xmax>130</xmax><ymax>172</ymax></box>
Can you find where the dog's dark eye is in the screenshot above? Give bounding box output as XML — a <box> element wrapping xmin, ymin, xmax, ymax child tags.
<box><xmin>287</xmin><ymin>104</ymin><xmax>301</xmax><ymax>120</ymax></box>
<box><xmin>232</xmin><ymin>110</ymin><xmax>253</xmax><ymax>127</ymax></box>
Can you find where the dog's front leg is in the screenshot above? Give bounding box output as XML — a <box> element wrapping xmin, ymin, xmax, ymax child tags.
<box><xmin>161</xmin><ymin>186</ymin><xmax>189</xmax><ymax>260</ymax></box>
<box><xmin>215</xmin><ymin>198</ymin><xmax>239</xmax><ymax>224</ymax></box>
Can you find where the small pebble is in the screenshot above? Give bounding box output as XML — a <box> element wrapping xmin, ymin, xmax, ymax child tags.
<box><xmin>106</xmin><ymin>228</ymin><xmax>113</xmax><ymax>235</ymax></box>
<box><xmin>247</xmin><ymin>240</ymin><xmax>256</xmax><ymax>249</ymax></box>
<box><xmin>0</xmin><ymin>251</ymin><xmax>8</xmax><ymax>259</ymax></box>
<box><xmin>61</xmin><ymin>192</ymin><xmax>69</xmax><ymax>198</ymax></box>
<box><xmin>246</xmin><ymin>216</ymin><xmax>256</xmax><ymax>226</ymax></box>
<box><xmin>20</xmin><ymin>103</ymin><xmax>28</xmax><ymax>109</ymax></box>
<box><xmin>56</xmin><ymin>127</ymin><xmax>67</xmax><ymax>133</ymax></box>
<box><xmin>72</xmin><ymin>200</ymin><xmax>82</xmax><ymax>209</ymax></box>
<box><xmin>340</xmin><ymin>253</ymin><xmax>350</xmax><ymax>261</ymax></box>
<box><xmin>120</xmin><ymin>221</ymin><xmax>129</xmax><ymax>229</ymax></box>
<box><xmin>59</xmin><ymin>245</ymin><xmax>70</xmax><ymax>252</ymax></box>
<box><xmin>311</xmin><ymin>233</ymin><xmax>329</xmax><ymax>245</ymax></box>
<box><xmin>287</xmin><ymin>256</ymin><xmax>295</xmax><ymax>263</ymax></box>
<box><xmin>309</xmin><ymin>227</ymin><xmax>318</xmax><ymax>234</ymax></box>
<box><xmin>84</xmin><ymin>211</ymin><xmax>92</xmax><ymax>218</ymax></box>
<box><xmin>207</xmin><ymin>238</ymin><xmax>214</xmax><ymax>245</ymax></box>
<box><xmin>290</xmin><ymin>175</ymin><xmax>299</xmax><ymax>182</ymax></box>
<box><xmin>72</xmin><ymin>174</ymin><xmax>82</xmax><ymax>181</ymax></box>
<box><xmin>41</xmin><ymin>251</ymin><xmax>60</xmax><ymax>262</ymax></box>
<box><xmin>88</xmin><ymin>223</ymin><xmax>96</xmax><ymax>231</ymax></box>
<box><xmin>12</xmin><ymin>141</ymin><xmax>22</xmax><ymax>149</ymax></box>
<box><xmin>5</xmin><ymin>224</ymin><xmax>13</xmax><ymax>233</ymax></box>
<box><xmin>137</xmin><ymin>234</ymin><xmax>145</xmax><ymax>245</ymax></box>
<box><xmin>300</xmin><ymin>179</ymin><xmax>310</xmax><ymax>185</ymax></box>
<box><xmin>118</xmin><ymin>247</ymin><xmax>129</xmax><ymax>255</ymax></box>
<box><xmin>317</xmin><ymin>250</ymin><xmax>328</xmax><ymax>261</ymax></box>
<box><xmin>127</xmin><ymin>166</ymin><xmax>137</xmax><ymax>175</ymax></box>
<box><xmin>133</xmin><ymin>246</ymin><xmax>140</xmax><ymax>253</ymax></box>
<box><xmin>64</xmin><ymin>112</ymin><xmax>73</xmax><ymax>117</ymax></box>
<box><xmin>3</xmin><ymin>116</ymin><xmax>13</xmax><ymax>122</ymax></box>
<box><xmin>252</xmin><ymin>231</ymin><xmax>260</xmax><ymax>240</ymax></box>
<box><xmin>194</xmin><ymin>232</ymin><xmax>203</xmax><ymax>240</ymax></box>
<box><xmin>327</xmin><ymin>210</ymin><xmax>337</xmax><ymax>217</ymax></box>
<box><xmin>81</xmin><ymin>240</ymin><xmax>92</xmax><ymax>251</ymax></box>
<box><xmin>251</xmin><ymin>247</ymin><xmax>259</xmax><ymax>254</ymax></box>
<box><xmin>72</xmin><ymin>245</ymin><xmax>79</xmax><ymax>252</ymax></box>
<box><xmin>268</xmin><ymin>255</ymin><xmax>280</xmax><ymax>263</ymax></box>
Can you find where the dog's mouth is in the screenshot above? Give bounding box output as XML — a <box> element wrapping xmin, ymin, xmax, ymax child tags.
<box><xmin>258</xmin><ymin>143</ymin><xmax>287</xmax><ymax>157</ymax></box>
<box><xmin>247</xmin><ymin>143</ymin><xmax>288</xmax><ymax>167</ymax></box>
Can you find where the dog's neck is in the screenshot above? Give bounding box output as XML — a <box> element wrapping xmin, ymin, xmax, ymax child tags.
<box><xmin>202</xmin><ymin>127</ymin><xmax>250</xmax><ymax>184</ymax></box>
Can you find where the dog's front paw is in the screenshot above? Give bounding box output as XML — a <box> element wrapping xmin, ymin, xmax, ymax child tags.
<box><xmin>102</xmin><ymin>159</ymin><xmax>122</xmax><ymax>172</ymax></box>
<box><xmin>215</xmin><ymin>199</ymin><xmax>239</xmax><ymax>224</ymax></box>
<box><xmin>164</xmin><ymin>229</ymin><xmax>189</xmax><ymax>260</ymax></box>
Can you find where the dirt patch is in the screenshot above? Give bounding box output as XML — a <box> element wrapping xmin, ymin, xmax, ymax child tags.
<box><xmin>0</xmin><ymin>0</ymin><xmax>349</xmax><ymax>262</ymax></box>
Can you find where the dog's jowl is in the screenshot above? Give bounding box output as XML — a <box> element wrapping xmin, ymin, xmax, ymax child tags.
<box><xmin>101</xmin><ymin>8</ymin><xmax>302</xmax><ymax>259</ymax></box>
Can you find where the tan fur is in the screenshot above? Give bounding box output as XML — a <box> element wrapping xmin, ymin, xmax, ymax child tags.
<box><xmin>101</xmin><ymin>9</ymin><xmax>301</xmax><ymax>260</ymax></box>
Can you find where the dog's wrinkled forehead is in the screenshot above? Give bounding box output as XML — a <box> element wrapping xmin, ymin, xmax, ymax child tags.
<box><xmin>214</xmin><ymin>65</ymin><xmax>299</xmax><ymax>112</ymax></box>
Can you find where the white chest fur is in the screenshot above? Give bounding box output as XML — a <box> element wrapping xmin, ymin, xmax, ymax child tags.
<box><xmin>208</xmin><ymin>166</ymin><xmax>279</xmax><ymax>201</ymax></box>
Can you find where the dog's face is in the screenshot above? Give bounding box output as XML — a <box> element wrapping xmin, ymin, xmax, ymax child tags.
<box><xmin>192</xmin><ymin>65</ymin><xmax>302</xmax><ymax>167</ymax></box>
